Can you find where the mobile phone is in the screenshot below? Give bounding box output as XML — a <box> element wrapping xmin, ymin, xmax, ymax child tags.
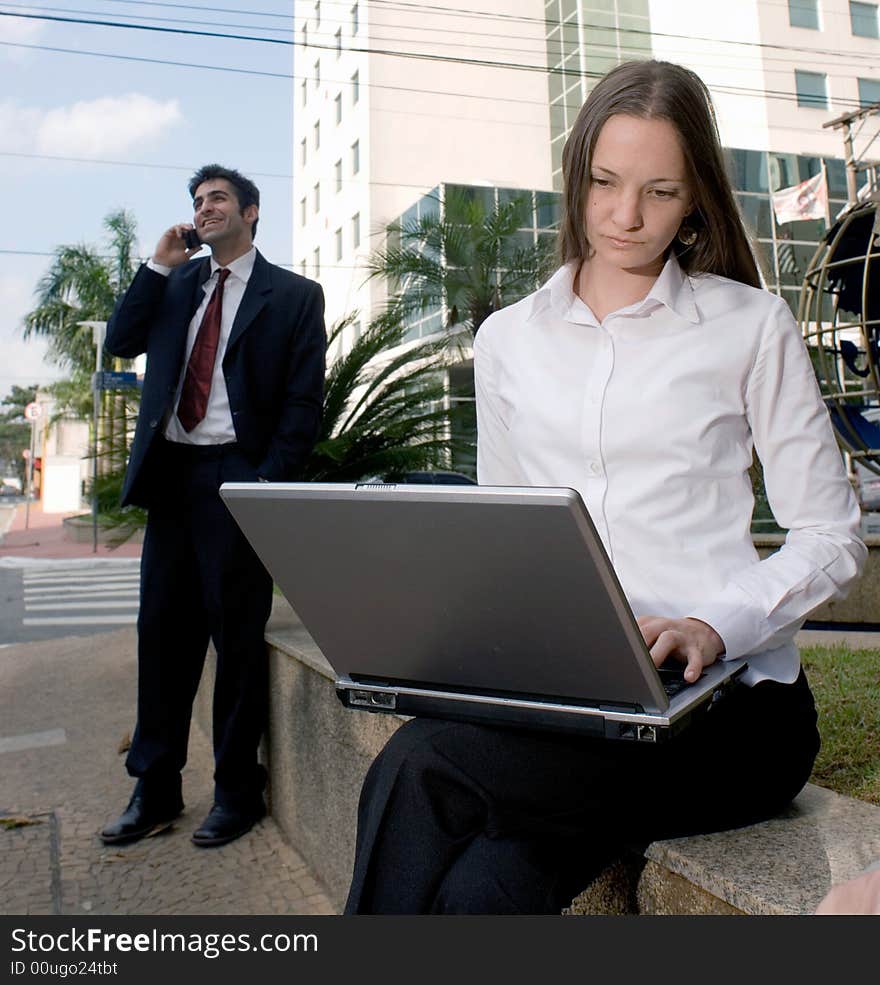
<box><xmin>183</xmin><ymin>228</ymin><xmax>202</xmax><ymax>250</ymax></box>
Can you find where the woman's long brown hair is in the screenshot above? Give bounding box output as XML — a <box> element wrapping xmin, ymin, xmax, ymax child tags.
<box><xmin>559</xmin><ymin>60</ymin><xmax>762</xmax><ymax>289</ymax></box>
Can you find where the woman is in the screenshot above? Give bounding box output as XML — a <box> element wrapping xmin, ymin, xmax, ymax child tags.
<box><xmin>343</xmin><ymin>60</ymin><xmax>866</xmax><ymax>914</ymax></box>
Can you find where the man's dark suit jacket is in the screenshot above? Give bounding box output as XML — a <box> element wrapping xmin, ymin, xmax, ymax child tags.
<box><xmin>105</xmin><ymin>251</ymin><xmax>326</xmax><ymax>508</ymax></box>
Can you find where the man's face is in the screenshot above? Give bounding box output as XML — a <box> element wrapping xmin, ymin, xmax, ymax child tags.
<box><xmin>192</xmin><ymin>178</ymin><xmax>257</xmax><ymax>248</ymax></box>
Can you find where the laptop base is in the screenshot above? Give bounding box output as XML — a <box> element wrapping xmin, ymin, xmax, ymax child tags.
<box><xmin>334</xmin><ymin>676</ymin><xmax>738</xmax><ymax>743</ymax></box>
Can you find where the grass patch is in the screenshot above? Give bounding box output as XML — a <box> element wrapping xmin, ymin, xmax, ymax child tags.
<box><xmin>801</xmin><ymin>644</ymin><xmax>880</xmax><ymax>806</ymax></box>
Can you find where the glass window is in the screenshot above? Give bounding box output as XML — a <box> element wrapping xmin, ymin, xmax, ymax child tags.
<box><xmin>352</xmin><ymin>70</ymin><xmax>360</xmax><ymax>104</ymax></box>
<box><xmin>824</xmin><ymin>158</ymin><xmax>848</xmax><ymax>197</ymax></box>
<box><xmin>352</xmin><ymin>139</ymin><xmax>360</xmax><ymax>175</ymax></box>
<box><xmin>335</xmin><ymin>227</ymin><xmax>343</xmax><ymax>261</ymax></box>
<box><xmin>315</xmin><ymin>1</ymin><xmax>320</xmax><ymax>27</ymax></box>
<box><xmin>313</xmin><ymin>247</ymin><xmax>320</xmax><ymax>279</ymax></box>
<box><xmin>335</xmin><ymin>159</ymin><xmax>342</xmax><ymax>193</ymax></box>
<box><xmin>335</xmin><ymin>92</ymin><xmax>342</xmax><ymax>124</ymax></box>
<box><xmin>314</xmin><ymin>59</ymin><xmax>320</xmax><ymax>88</ymax></box>
<box><xmin>536</xmin><ymin>191</ymin><xmax>560</xmax><ymax>229</ymax></box>
<box><xmin>300</xmin><ymin>137</ymin><xmax>307</xmax><ymax>166</ymax></box>
<box><xmin>299</xmin><ymin>197</ymin><xmax>306</xmax><ymax>226</ymax></box>
<box><xmin>562</xmin><ymin>18</ymin><xmax>579</xmax><ymax>61</ymax></box>
<box><xmin>776</xmin><ymin>240</ymin><xmax>821</xmax><ymax>287</ymax></box>
<box><xmin>850</xmin><ymin>1</ymin><xmax>879</xmax><ymax>37</ymax></box>
<box><xmin>313</xmin><ymin>182</ymin><xmax>320</xmax><ymax>213</ymax></box>
<box><xmin>795</xmin><ymin>69</ymin><xmax>828</xmax><ymax>108</ymax></box>
<box><xmin>548</xmin><ymin>69</ymin><xmax>564</xmax><ymax>107</ymax></box>
<box><xmin>547</xmin><ymin>27</ymin><xmax>561</xmax><ymax>69</ymax></box>
<box><xmin>335</xmin><ymin>27</ymin><xmax>342</xmax><ymax>56</ymax></box>
<box><xmin>736</xmin><ymin>194</ymin><xmax>772</xmax><ymax>238</ymax></box>
<box><xmin>300</xmin><ymin>79</ymin><xmax>307</xmax><ymax>107</ymax></box>
<box><xmin>770</xmin><ymin>152</ymin><xmax>799</xmax><ymax>191</ymax></box>
<box><xmin>858</xmin><ymin>77</ymin><xmax>880</xmax><ymax>106</ymax></box>
<box><xmin>352</xmin><ymin>212</ymin><xmax>361</xmax><ymax>248</ymax></box>
<box><xmin>419</xmin><ymin>192</ymin><xmax>440</xmax><ymax>222</ymax></box>
<box><xmin>302</xmin><ymin>24</ymin><xmax>308</xmax><ymax>48</ymax></box>
<box><xmin>351</xmin><ymin>2</ymin><xmax>359</xmax><ymax>34</ymax></box>
<box><xmin>313</xmin><ymin>120</ymin><xmax>320</xmax><ymax>150</ymax></box>
<box><xmin>789</xmin><ymin>0</ymin><xmax>820</xmax><ymax>29</ymax></box>
<box><xmin>300</xmin><ymin>259</ymin><xmax>307</xmax><ymax>277</ymax></box>
<box><xmin>728</xmin><ymin>149</ymin><xmax>770</xmax><ymax>192</ymax></box>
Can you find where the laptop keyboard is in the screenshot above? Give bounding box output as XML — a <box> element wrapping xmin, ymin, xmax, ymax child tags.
<box><xmin>658</xmin><ymin>666</ymin><xmax>699</xmax><ymax>698</ymax></box>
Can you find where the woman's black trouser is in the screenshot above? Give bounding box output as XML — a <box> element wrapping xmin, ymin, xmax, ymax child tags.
<box><xmin>344</xmin><ymin>670</ymin><xmax>820</xmax><ymax>914</ymax></box>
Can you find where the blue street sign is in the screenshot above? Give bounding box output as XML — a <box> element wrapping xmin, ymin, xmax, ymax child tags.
<box><xmin>93</xmin><ymin>371</ymin><xmax>140</xmax><ymax>391</ymax></box>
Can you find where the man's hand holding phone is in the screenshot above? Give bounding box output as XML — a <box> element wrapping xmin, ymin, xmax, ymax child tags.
<box><xmin>152</xmin><ymin>224</ymin><xmax>203</xmax><ymax>267</ymax></box>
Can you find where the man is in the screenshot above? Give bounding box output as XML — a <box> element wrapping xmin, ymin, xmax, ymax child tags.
<box><xmin>100</xmin><ymin>164</ymin><xmax>325</xmax><ymax>848</ymax></box>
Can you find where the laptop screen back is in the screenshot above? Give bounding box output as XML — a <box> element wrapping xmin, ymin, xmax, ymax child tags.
<box><xmin>220</xmin><ymin>483</ymin><xmax>669</xmax><ymax>712</ymax></box>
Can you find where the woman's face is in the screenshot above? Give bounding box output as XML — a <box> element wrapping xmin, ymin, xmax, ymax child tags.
<box><xmin>584</xmin><ymin>113</ymin><xmax>694</xmax><ymax>276</ymax></box>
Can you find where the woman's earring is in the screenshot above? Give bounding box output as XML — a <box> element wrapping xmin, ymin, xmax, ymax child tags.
<box><xmin>677</xmin><ymin>224</ymin><xmax>698</xmax><ymax>247</ymax></box>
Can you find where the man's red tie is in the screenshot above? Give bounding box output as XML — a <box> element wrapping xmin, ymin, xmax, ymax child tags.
<box><xmin>177</xmin><ymin>268</ymin><xmax>231</xmax><ymax>432</ymax></box>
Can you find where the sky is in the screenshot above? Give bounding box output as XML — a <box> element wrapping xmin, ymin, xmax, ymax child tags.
<box><xmin>0</xmin><ymin>1</ymin><xmax>295</xmax><ymax>404</ymax></box>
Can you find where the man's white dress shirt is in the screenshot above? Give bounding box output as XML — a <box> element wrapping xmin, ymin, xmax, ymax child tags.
<box><xmin>473</xmin><ymin>254</ymin><xmax>866</xmax><ymax>686</ymax></box>
<box><xmin>148</xmin><ymin>247</ymin><xmax>257</xmax><ymax>445</ymax></box>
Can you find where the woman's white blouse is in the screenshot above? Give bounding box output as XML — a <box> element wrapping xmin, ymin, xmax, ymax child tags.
<box><xmin>473</xmin><ymin>255</ymin><xmax>867</xmax><ymax>685</ymax></box>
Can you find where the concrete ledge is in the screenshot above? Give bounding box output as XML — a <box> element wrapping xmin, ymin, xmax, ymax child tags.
<box><xmin>62</xmin><ymin>514</ymin><xmax>145</xmax><ymax>545</ymax></box>
<box><xmin>256</xmin><ymin>602</ymin><xmax>880</xmax><ymax>915</ymax></box>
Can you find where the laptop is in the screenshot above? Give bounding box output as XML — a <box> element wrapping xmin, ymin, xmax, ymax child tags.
<box><xmin>219</xmin><ymin>482</ymin><xmax>747</xmax><ymax>743</ymax></box>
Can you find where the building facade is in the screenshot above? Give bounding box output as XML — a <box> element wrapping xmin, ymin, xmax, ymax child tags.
<box><xmin>292</xmin><ymin>0</ymin><xmax>880</xmax><ymax>425</ymax></box>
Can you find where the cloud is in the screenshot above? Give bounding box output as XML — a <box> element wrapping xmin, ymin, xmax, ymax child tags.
<box><xmin>0</xmin><ymin>14</ymin><xmax>45</xmax><ymax>62</ymax></box>
<box><xmin>0</xmin><ymin>94</ymin><xmax>183</xmax><ymax>157</ymax></box>
<box><xmin>0</xmin><ymin>14</ymin><xmax>44</xmax><ymax>44</ymax></box>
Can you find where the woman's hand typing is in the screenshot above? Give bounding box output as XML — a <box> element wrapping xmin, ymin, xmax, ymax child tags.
<box><xmin>637</xmin><ymin>616</ymin><xmax>726</xmax><ymax>683</ymax></box>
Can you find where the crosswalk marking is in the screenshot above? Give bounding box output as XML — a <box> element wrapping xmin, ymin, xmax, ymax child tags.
<box><xmin>24</xmin><ymin>587</ymin><xmax>139</xmax><ymax>600</ymax></box>
<box><xmin>25</xmin><ymin>600</ymin><xmax>142</xmax><ymax>611</ymax></box>
<box><xmin>23</xmin><ymin>615</ymin><xmax>138</xmax><ymax>627</ymax></box>
<box><xmin>17</xmin><ymin>559</ymin><xmax>141</xmax><ymax>633</ymax></box>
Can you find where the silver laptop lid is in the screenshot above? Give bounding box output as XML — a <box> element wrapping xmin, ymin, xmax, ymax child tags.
<box><xmin>221</xmin><ymin>483</ymin><xmax>671</xmax><ymax>713</ymax></box>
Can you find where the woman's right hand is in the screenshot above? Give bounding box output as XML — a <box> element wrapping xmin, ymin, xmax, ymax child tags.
<box><xmin>637</xmin><ymin>615</ymin><xmax>725</xmax><ymax>683</ymax></box>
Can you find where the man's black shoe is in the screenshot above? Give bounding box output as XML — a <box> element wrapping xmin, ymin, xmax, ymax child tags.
<box><xmin>99</xmin><ymin>794</ymin><xmax>184</xmax><ymax>846</ymax></box>
<box><xmin>191</xmin><ymin>801</ymin><xmax>266</xmax><ymax>848</ymax></box>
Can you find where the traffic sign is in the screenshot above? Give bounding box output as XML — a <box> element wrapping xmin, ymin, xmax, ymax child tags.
<box><xmin>24</xmin><ymin>401</ymin><xmax>42</xmax><ymax>421</ymax></box>
<box><xmin>93</xmin><ymin>371</ymin><xmax>139</xmax><ymax>391</ymax></box>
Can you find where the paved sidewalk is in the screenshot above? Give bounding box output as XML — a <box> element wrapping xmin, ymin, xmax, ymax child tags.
<box><xmin>0</xmin><ymin>628</ymin><xmax>336</xmax><ymax>916</ymax></box>
<box><xmin>0</xmin><ymin>501</ymin><xmax>141</xmax><ymax>560</ymax></box>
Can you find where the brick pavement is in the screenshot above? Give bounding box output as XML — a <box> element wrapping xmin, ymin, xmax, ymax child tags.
<box><xmin>0</xmin><ymin>627</ymin><xmax>336</xmax><ymax>916</ymax></box>
<box><xmin>0</xmin><ymin>501</ymin><xmax>141</xmax><ymax>560</ymax></box>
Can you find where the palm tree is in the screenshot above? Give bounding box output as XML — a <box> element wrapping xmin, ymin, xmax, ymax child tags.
<box><xmin>368</xmin><ymin>186</ymin><xmax>556</xmax><ymax>337</ymax></box>
<box><xmin>23</xmin><ymin>210</ymin><xmax>139</xmax><ymax>374</ymax></box>
<box><xmin>22</xmin><ymin>210</ymin><xmax>142</xmax><ymax>544</ymax></box>
<box><xmin>303</xmin><ymin>312</ymin><xmax>472</xmax><ymax>481</ymax></box>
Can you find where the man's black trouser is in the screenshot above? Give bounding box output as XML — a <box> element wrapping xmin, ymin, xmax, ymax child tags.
<box><xmin>345</xmin><ymin>669</ymin><xmax>820</xmax><ymax>914</ymax></box>
<box><xmin>125</xmin><ymin>438</ymin><xmax>272</xmax><ymax>810</ymax></box>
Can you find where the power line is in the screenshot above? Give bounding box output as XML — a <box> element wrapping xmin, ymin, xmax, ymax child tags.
<box><xmin>0</xmin><ymin>38</ymin><xmax>293</xmax><ymax>77</ymax></box>
<box><xmin>82</xmin><ymin>0</ymin><xmax>294</xmax><ymax>19</ymax></box>
<box><xmin>0</xmin><ymin>1</ymin><xmax>295</xmax><ymax>34</ymax></box>
<box><xmin>6</xmin><ymin>7</ymin><xmax>880</xmax><ymax>73</ymax></box>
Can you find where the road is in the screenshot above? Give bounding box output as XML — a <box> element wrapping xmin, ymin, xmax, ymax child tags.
<box><xmin>0</xmin><ymin>557</ymin><xmax>141</xmax><ymax>645</ymax></box>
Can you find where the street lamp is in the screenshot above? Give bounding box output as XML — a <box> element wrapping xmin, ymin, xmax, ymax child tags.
<box><xmin>79</xmin><ymin>320</ymin><xmax>107</xmax><ymax>554</ymax></box>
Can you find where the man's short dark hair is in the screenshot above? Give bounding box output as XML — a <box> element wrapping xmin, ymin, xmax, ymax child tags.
<box><xmin>188</xmin><ymin>164</ymin><xmax>260</xmax><ymax>240</ymax></box>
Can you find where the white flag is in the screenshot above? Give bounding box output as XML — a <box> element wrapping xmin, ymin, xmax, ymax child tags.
<box><xmin>771</xmin><ymin>169</ymin><xmax>829</xmax><ymax>225</ymax></box>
